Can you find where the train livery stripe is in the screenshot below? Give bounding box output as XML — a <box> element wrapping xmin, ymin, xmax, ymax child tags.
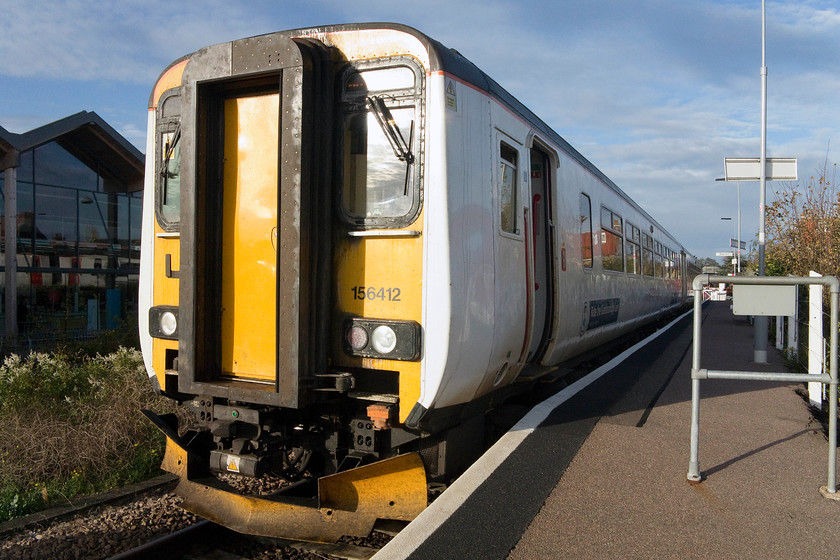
<box><xmin>334</xmin><ymin>212</ymin><xmax>425</xmax><ymax>422</ymax></box>
<box><xmin>150</xmin><ymin>60</ymin><xmax>187</xmax><ymax>110</ymax></box>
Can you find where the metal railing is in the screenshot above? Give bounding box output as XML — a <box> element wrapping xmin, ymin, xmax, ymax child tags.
<box><xmin>687</xmin><ymin>274</ymin><xmax>838</xmax><ymax>498</ymax></box>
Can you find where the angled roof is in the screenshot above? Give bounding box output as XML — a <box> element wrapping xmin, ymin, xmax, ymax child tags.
<box><xmin>0</xmin><ymin>111</ymin><xmax>144</xmax><ymax>192</ymax></box>
<box><xmin>0</xmin><ymin>125</ymin><xmax>20</xmax><ymax>170</ymax></box>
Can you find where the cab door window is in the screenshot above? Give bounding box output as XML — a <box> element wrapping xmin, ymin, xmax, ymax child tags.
<box><xmin>499</xmin><ymin>142</ymin><xmax>519</xmax><ymax>234</ymax></box>
<box><xmin>580</xmin><ymin>193</ymin><xmax>593</xmax><ymax>269</ymax></box>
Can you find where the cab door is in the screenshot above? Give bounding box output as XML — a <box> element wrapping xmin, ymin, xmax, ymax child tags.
<box><xmin>176</xmin><ymin>36</ymin><xmax>334</xmax><ymax>408</ymax></box>
<box><xmin>219</xmin><ymin>92</ymin><xmax>279</xmax><ymax>382</ymax></box>
<box><xmin>482</xmin><ymin>134</ymin><xmax>528</xmax><ymax>393</ymax></box>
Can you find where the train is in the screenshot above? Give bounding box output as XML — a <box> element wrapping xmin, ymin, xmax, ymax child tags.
<box><xmin>139</xmin><ymin>23</ymin><xmax>699</xmax><ymax>542</ymax></box>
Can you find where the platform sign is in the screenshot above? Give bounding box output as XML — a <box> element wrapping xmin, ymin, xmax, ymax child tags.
<box><xmin>732</xmin><ymin>284</ymin><xmax>796</xmax><ymax>316</ymax></box>
<box><xmin>724</xmin><ymin>157</ymin><xmax>797</xmax><ymax>182</ymax></box>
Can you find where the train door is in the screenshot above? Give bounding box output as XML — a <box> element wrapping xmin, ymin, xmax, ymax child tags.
<box><xmin>484</xmin><ymin>134</ymin><xmax>528</xmax><ymax>390</ymax></box>
<box><xmin>526</xmin><ymin>146</ymin><xmax>555</xmax><ymax>361</ymax></box>
<box><xmin>219</xmin><ymin>91</ymin><xmax>279</xmax><ymax>382</ymax></box>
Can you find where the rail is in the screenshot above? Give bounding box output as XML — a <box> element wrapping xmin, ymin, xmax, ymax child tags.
<box><xmin>687</xmin><ymin>273</ymin><xmax>838</xmax><ymax>498</ymax></box>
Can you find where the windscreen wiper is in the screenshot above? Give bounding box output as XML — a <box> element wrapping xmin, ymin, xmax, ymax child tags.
<box><xmin>160</xmin><ymin>125</ymin><xmax>181</xmax><ymax>178</ymax></box>
<box><xmin>367</xmin><ymin>96</ymin><xmax>414</xmax><ymax>165</ymax></box>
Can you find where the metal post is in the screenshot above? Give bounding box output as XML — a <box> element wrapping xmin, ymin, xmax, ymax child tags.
<box><xmin>721</xmin><ymin>216</ymin><xmax>733</xmax><ymax>274</ymax></box>
<box><xmin>737</xmin><ymin>182</ymin><xmax>741</xmax><ymax>274</ymax></box>
<box><xmin>755</xmin><ymin>0</ymin><xmax>769</xmax><ymax>363</ymax></box>
<box><xmin>687</xmin><ymin>277</ymin><xmax>705</xmax><ymax>482</ymax></box>
<box><xmin>4</xmin><ymin>166</ymin><xmax>17</xmax><ymax>339</ymax></box>
<box><xmin>788</xmin><ymin>285</ymin><xmax>798</xmax><ymax>355</ymax></box>
<box><xmin>809</xmin><ymin>272</ymin><xmax>823</xmax><ymax>409</ymax></box>
<box><xmin>775</xmin><ymin>315</ymin><xmax>783</xmax><ymax>350</ymax></box>
<box><xmin>827</xmin><ymin>286</ymin><xmax>837</xmax><ymax>494</ymax></box>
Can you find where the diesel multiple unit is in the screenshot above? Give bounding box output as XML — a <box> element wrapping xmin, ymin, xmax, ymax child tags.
<box><xmin>139</xmin><ymin>23</ymin><xmax>698</xmax><ymax>542</ymax></box>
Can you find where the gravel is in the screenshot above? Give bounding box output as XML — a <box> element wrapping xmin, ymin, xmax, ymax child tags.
<box><xmin>0</xmin><ymin>483</ymin><xmax>391</xmax><ymax>560</ymax></box>
<box><xmin>0</xmin><ymin>491</ymin><xmax>197</xmax><ymax>560</ymax></box>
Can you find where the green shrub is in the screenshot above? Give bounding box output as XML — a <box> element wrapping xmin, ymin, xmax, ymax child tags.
<box><xmin>0</xmin><ymin>347</ymin><xmax>177</xmax><ymax>522</ymax></box>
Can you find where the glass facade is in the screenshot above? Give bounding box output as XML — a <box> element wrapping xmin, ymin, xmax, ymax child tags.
<box><xmin>1</xmin><ymin>140</ymin><xmax>141</xmax><ymax>336</ymax></box>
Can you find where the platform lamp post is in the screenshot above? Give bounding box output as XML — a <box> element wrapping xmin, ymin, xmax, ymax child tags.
<box><xmin>756</xmin><ymin>0</ymin><xmax>769</xmax><ymax>363</ymax></box>
<box><xmin>736</xmin><ymin>182</ymin><xmax>741</xmax><ymax>274</ymax></box>
<box><xmin>721</xmin><ymin>217</ymin><xmax>735</xmax><ymax>275</ymax></box>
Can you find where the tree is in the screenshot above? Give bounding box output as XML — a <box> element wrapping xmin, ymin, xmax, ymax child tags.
<box><xmin>765</xmin><ymin>158</ymin><xmax>839</xmax><ymax>277</ymax></box>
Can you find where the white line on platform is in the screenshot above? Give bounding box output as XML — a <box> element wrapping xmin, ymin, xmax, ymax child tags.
<box><xmin>372</xmin><ymin>308</ymin><xmax>693</xmax><ymax>559</ymax></box>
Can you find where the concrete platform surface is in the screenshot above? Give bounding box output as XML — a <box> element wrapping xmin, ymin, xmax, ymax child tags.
<box><xmin>375</xmin><ymin>302</ymin><xmax>840</xmax><ymax>560</ymax></box>
<box><xmin>509</xmin><ymin>301</ymin><xmax>839</xmax><ymax>559</ymax></box>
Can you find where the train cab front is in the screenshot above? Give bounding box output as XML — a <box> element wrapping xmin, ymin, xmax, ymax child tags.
<box><xmin>139</xmin><ymin>28</ymin><xmax>430</xmax><ymax>542</ymax></box>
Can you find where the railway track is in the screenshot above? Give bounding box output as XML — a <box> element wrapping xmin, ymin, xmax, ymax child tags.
<box><xmin>107</xmin><ymin>518</ymin><xmax>399</xmax><ymax>560</ymax></box>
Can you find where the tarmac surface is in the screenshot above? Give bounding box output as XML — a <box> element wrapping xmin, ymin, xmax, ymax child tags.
<box><xmin>375</xmin><ymin>301</ymin><xmax>840</xmax><ymax>559</ymax></box>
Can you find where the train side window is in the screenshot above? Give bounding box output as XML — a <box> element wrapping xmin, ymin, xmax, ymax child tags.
<box><xmin>655</xmin><ymin>241</ymin><xmax>664</xmax><ymax>278</ymax></box>
<box><xmin>579</xmin><ymin>193</ymin><xmax>593</xmax><ymax>269</ymax></box>
<box><xmin>626</xmin><ymin>223</ymin><xmax>641</xmax><ymax>275</ymax></box>
<box><xmin>600</xmin><ymin>207</ymin><xmax>624</xmax><ymax>272</ymax></box>
<box><xmin>667</xmin><ymin>248</ymin><xmax>675</xmax><ymax>279</ymax></box>
<box><xmin>499</xmin><ymin>142</ymin><xmax>518</xmax><ymax>234</ymax></box>
<box><xmin>156</xmin><ymin>89</ymin><xmax>181</xmax><ymax>231</ymax></box>
<box><xmin>642</xmin><ymin>233</ymin><xmax>654</xmax><ymax>276</ymax></box>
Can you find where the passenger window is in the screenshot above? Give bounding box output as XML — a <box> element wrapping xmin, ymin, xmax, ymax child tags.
<box><xmin>580</xmin><ymin>193</ymin><xmax>593</xmax><ymax>269</ymax></box>
<box><xmin>626</xmin><ymin>224</ymin><xmax>641</xmax><ymax>275</ymax></box>
<box><xmin>600</xmin><ymin>207</ymin><xmax>624</xmax><ymax>272</ymax></box>
<box><xmin>655</xmin><ymin>242</ymin><xmax>665</xmax><ymax>277</ymax></box>
<box><xmin>499</xmin><ymin>143</ymin><xmax>518</xmax><ymax>234</ymax></box>
<box><xmin>642</xmin><ymin>233</ymin><xmax>654</xmax><ymax>276</ymax></box>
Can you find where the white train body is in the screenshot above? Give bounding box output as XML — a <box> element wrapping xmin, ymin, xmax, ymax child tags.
<box><xmin>411</xmin><ymin>44</ymin><xmax>689</xmax><ymax>421</ymax></box>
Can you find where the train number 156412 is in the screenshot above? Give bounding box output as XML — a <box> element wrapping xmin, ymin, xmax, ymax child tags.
<box><xmin>350</xmin><ymin>286</ymin><xmax>402</xmax><ymax>301</ymax></box>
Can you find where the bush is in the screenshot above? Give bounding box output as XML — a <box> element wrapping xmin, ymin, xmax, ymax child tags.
<box><xmin>0</xmin><ymin>348</ymin><xmax>177</xmax><ymax>521</ymax></box>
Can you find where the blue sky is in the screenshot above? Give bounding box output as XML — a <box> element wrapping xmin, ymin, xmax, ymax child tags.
<box><xmin>1</xmin><ymin>0</ymin><xmax>838</xmax><ymax>261</ymax></box>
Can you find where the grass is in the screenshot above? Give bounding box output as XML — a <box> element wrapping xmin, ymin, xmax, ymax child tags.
<box><xmin>0</xmin><ymin>343</ymin><xmax>179</xmax><ymax>522</ymax></box>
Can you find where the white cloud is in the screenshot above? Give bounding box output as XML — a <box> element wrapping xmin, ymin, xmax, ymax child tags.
<box><xmin>1</xmin><ymin>0</ymin><xmax>837</xmax><ymax>259</ymax></box>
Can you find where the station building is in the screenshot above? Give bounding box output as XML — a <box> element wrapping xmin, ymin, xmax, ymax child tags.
<box><xmin>0</xmin><ymin>111</ymin><xmax>144</xmax><ymax>344</ymax></box>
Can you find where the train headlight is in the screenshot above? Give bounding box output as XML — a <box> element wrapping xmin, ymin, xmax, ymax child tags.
<box><xmin>371</xmin><ymin>325</ymin><xmax>397</xmax><ymax>354</ymax></box>
<box><xmin>343</xmin><ymin>318</ymin><xmax>421</xmax><ymax>361</ymax></box>
<box><xmin>160</xmin><ymin>311</ymin><xmax>177</xmax><ymax>337</ymax></box>
<box><xmin>149</xmin><ymin>306</ymin><xmax>179</xmax><ymax>340</ymax></box>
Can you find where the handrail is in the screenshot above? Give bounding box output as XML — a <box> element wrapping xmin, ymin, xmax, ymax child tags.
<box><xmin>687</xmin><ymin>274</ymin><xmax>838</xmax><ymax>498</ymax></box>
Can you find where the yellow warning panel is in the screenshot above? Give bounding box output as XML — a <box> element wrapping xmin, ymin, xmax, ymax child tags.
<box><xmin>220</xmin><ymin>93</ymin><xmax>279</xmax><ymax>381</ymax></box>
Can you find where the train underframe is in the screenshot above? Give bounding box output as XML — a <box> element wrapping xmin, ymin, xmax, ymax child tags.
<box><xmin>142</xmin><ymin>385</ymin><xmax>486</xmax><ymax>543</ymax></box>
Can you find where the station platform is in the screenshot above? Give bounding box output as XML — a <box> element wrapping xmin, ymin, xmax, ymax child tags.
<box><xmin>374</xmin><ymin>301</ymin><xmax>840</xmax><ymax>559</ymax></box>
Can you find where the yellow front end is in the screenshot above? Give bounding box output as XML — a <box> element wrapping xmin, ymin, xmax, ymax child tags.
<box><xmin>333</xmin><ymin>219</ymin><xmax>424</xmax><ymax>423</ymax></box>
<box><xmin>140</xmin><ymin>26</ymin><xmax>434</xmax><ymax>543</ymax></box>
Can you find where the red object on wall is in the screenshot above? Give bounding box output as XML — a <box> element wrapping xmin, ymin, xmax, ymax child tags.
<box><xmin>30</xmin><ymin>256</ymin><xmax>42</xmax><ymax>285</ymax></box>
